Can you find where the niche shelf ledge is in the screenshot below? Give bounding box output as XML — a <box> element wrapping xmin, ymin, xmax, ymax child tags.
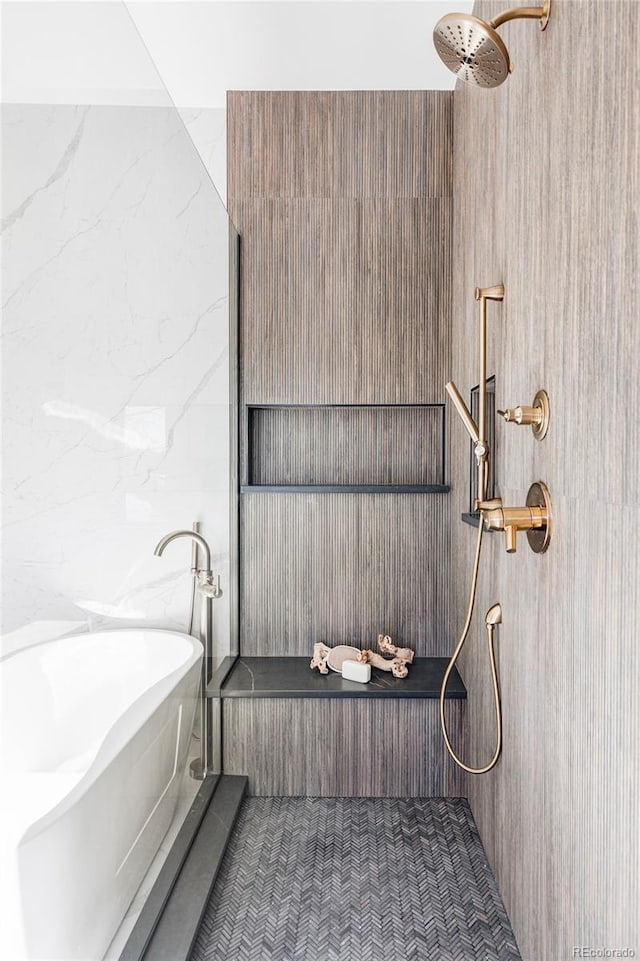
<box><xmin>242</xmin><ymin>484</ymin><xmax>450</xmax><ymax>494</ymax></box>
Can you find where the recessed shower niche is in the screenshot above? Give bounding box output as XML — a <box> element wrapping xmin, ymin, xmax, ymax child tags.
<box><xmin>242</xmin><ymin>403</ymin><xmax>449</xmax><ymax>493</ymax></box>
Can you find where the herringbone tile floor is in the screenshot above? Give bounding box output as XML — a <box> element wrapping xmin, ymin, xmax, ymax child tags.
<box><xmin>191</xmin><ymin>797</ymin><xmax>521</xmax><ymax>961</ymax></box>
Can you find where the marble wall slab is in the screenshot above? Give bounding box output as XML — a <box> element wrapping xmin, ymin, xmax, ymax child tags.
<box><xmin>179</xmin><ymin>107</ymin><xmax>227</xmax><ymax>206</ymax></box>
<box><xmin>1</xmin><ymin>103</ymin><xmax>232</xmax><ymax>654</ymax></box>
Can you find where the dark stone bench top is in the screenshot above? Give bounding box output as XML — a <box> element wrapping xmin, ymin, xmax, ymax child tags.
<box><xmin>216</xmin><ymin>656</ymin><xmax>466</xmax><ymax>700</ymax></box>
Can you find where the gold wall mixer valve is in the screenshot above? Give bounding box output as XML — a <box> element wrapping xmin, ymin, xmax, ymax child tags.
<box><xmin>479</xmin><ymin>481</ymin><xmax>552</xmax><ymax>554</ymax></box>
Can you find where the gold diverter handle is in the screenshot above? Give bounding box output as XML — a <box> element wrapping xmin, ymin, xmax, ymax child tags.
<box><xmin>498</xmin><ymin>389</ymin><xmax>550</xmax><ymax>441</ymax></box>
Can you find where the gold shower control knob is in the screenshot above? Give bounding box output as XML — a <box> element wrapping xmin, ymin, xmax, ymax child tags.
<box><xmin>498</xmin><ymin>390</ymin><xmax>550</xmax><ymax>440</ymax></box>
<box><xmin>500</xmin><ymin>405</ymin><xmax>540</xmax><ymax>425</ymax></box>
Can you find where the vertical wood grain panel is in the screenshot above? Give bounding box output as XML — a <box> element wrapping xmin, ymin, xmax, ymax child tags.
<box><xmin>223</xmin><ymin>698</ymin><xmax>466</xmax><ymax>798</ymax></box>
<box><xmin>231</xmin><ymin>197</ymin><xmax>451</xmax><ymax>406</ymax></box>
<box><xmin>227</xmin><ymin>91</ymin><xmax>452</xmax><ymax>201</ymax></box>
<box><xmin>240</xmin><ymin>493</ymin><xmax>452</xmax><ymax>656</ymax></box>
<box><xmin>228</xmin><ymin>91</ymin><xmax>454</xmax><ymax>659</ymax></box>
<box><xmin>451</xmin><ymin>2</ymin><xmax>640</xmax><ymax>957</ymax></box>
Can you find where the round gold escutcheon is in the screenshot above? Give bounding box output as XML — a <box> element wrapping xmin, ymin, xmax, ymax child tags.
<box><xmin>526</xmin><ymin>481</ymin><xmax>552</xmax><ymax>554</ymax></box>
<box><xmin>532</xmin><ymin>389</ymin><xmax>550</xmax><ymax>441</ymax></box>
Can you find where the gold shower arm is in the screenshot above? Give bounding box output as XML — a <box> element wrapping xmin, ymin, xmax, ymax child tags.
<box><xmin>490</xmin><ymin>1</ymin><xmax>551</xmax><ymax>31</ymax></box>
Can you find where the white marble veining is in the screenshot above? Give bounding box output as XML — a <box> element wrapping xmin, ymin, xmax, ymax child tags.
<box><xmin>1</xmin><ymin>103</ymin><xmax>231</xmax><ymax>653</ymax></box>
<box><xmin>179</xmin><ymin>107</ymin><xmax>227</xmax><ymax>205</ymax></box>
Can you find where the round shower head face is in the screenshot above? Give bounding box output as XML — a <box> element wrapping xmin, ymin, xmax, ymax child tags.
<box><xmin>433</xmin><ymin>13</ymin><xmax>511</xmax><ymax>89</ymax></box>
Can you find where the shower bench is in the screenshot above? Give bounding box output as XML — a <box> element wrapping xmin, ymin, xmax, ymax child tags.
<box><xmin>211</xmin><ymin>656</ymin><xmax>467</xmax><ymax>798</ymax></box>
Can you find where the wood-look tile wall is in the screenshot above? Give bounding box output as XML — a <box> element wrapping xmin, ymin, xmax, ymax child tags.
<box><xmin>228</xmin><ymin>91</ymin><xmax>454</xmax><ymax>657</ymax></box>
<box><xmin>230</xmin><ymin>196</ymin><xmax>451</xmax><ymax>406</ymax></box>
<box><xmin>223</xmin><ymin>698</ymin><xmax>465</xmax><ymax>797</ymax></box>
<box><xmin>240</xmin><ymin>493</ymin><xmax>452</xmax><ymax>657</ymax></box>
<box><xmin>451</xmin><ymin>3</ymin><xmax>640</xmax><ymax>957</ymax></box>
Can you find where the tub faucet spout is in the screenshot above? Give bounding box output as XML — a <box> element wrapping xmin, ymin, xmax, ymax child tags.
<box><xmin>154</xmin><ymin>529</ymin><xmax>212</xmax><ymax>573</ymax></box>
<box><xmin>153</xmin><ymin>527</ymin><xmax>221</xmax><ymax>779</ymax></box>
<box><xmin>154</xmin><ymin>530</ymin><xmax>222</xmax><ymax>599</ymax></box>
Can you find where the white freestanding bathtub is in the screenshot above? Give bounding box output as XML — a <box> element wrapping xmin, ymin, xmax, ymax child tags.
<box><xmin>0</xmin><ymin>629</ymin><xmax>203</xmax><ymax>961</ymax></box>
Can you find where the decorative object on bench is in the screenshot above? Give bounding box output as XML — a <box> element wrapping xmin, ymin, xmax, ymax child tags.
<box><xmin>310</xmin><ymin>635</ymin><xmax>415</xmax><ymax>680</ymax></box>
<box><xmin>357</xmin><ymin>649</ymin><xmax>409</xmax><ymax>678</ymax></box>
<box><xmin>309</xmin><ymin>642</ymin><xmax>373</xmax><ymax>682</ymax></box>
<box><xmin>357</xmin><ymin>634</ymin><xmax>416</xmax><ymax>678</ymax></box>
<box><xmin>326</xmin><ymin>645</ymin><xmax>361</xmax><ymax>673</ymax></box>
<box><xmin>309</xmin><ymin>642</ymin><xmax>332</xmax><ymax>674</ymax></box>
<box><xmin>377</xmin><ymin>634</ymin><xmax>415</xmax><ymax>664</ymax></box>
<box><xmin>341</xmin><ymin>659</ymin><xmax>371</xmax><ymax>684</ymax></box>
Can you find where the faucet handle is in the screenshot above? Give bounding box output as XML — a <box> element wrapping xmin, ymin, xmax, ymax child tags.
<box><xmin>498</xmin><ymin>405</ymin><xmax>541</xmax><ymax>426</ymax></box>
<box><xmin>498</xmin><ymin>390</ymin><xmax>550</xmax><ymax>441</ymax></box>
<box><xmin>197</xmin><ymin>572</ymin><xmax>223</xmax><ymax>599</ymax></box>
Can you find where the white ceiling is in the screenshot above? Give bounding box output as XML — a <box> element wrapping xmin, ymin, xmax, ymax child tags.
<box><xmin>1</xmin><ymin>1</ymin><xmax>170</xmax><ymax>105</ymax></box>
<box><xmin>126</xmin><ymin>1</ymin><xmax>475</xmax><ymax>109</ymax></box>
<box><xmin>2</xmin><ymin>0</ymin><xmax>473</xmax><ymax>107</ymax></box>
<box><xmin>1</xmin><ymin>0</ymin><xmax>473</xmax><ymax>201</ymax></box>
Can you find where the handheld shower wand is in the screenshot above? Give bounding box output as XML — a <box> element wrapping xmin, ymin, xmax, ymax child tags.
<box><xmin>440</xmin><ymin>589</ymin><xmax>504</xmax><ymax>775</ymax></box>
<box><xmin>446</xmin><ymin>284</ymin><xmax>504</xmax><ymax>509</ymax></box>
<box><xmin>441</xmin><ymin>285</ymin><xmax>505</xmax><ymax>775</ymax></box>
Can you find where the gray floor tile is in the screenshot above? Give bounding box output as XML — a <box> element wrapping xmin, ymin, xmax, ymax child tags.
<box><xmin>191</xmin><ymin>797</ymin><xmax>521</xmax><ymax>961</ymax></box>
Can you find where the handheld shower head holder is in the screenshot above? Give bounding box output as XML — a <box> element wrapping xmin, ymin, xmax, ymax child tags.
<box><xmin>474</xmin><ymin>439</ymin><xmax>489</xmax><ymax>462</ymax></box>
<box><xmin>433</xmin><ymin>2</ymin><xmax>551</xmax><ymax>89</ymax></box>
<box><xmin>485</xmin><ymin>603</ymin><xmax>503</xmax><ymax>627</ymax></box>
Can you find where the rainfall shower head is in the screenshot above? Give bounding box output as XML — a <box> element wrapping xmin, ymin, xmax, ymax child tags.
<box><xmin>433</xmin><ymin>2</ymin><xmax>551</xmax><ymax>89</ymax></box>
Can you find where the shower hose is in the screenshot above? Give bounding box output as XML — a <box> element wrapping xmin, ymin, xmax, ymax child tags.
<box><xmin>439</xmin><ymin>518</ymin><xmax>503</xmax><ymax>775</ymax></box>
